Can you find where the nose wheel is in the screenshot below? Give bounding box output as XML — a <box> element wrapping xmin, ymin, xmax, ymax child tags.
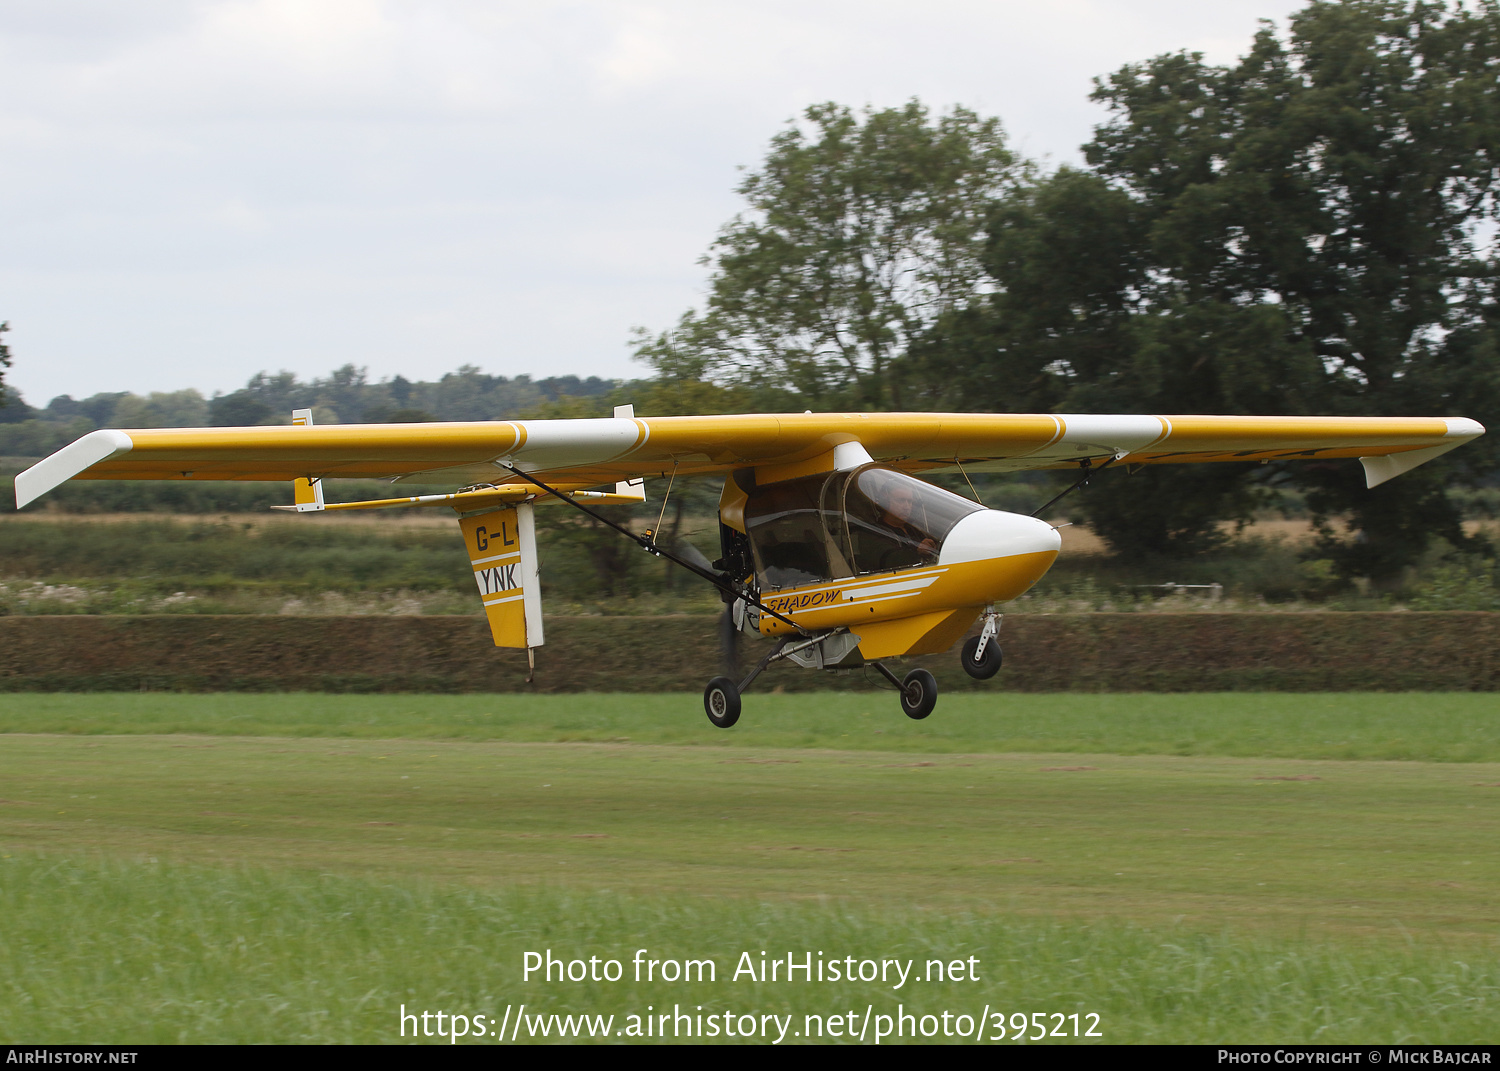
<box><xmin>960</xmin><ymin>607</ymin><xmax>1003</xmax><ymax>680</ymax></box>
<box><xmin>960</xmin><ymin>635</ymin><xmax>1002</xmax><ymax>679</ymax></box>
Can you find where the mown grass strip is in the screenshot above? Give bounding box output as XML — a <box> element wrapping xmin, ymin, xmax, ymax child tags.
<box><xmin>2</xmin><ymin>691</ymin><xmax>1499</xmax><ymax>762</ymax></box>
<box><xmin>2</xmin><ymin>734</ymin><xmax>1496</xmax><ymax>939</ymax></box>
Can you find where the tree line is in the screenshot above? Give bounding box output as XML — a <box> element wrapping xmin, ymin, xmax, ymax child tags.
<box><xmin>0</xmin><ymin>366</ymin><xmax>619</xmax><ymax>459</ymax></box>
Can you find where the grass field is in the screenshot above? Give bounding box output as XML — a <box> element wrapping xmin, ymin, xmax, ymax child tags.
<box><xmin>1</xmin><ymin>691</ymin><xmax>1497</xmax><ymax>1044</ymax></box>
<box><xmin>3</xmin><ymin>691</ymin><xmax>1498</xmax><ymax>761</ymax></box>
<box><xmin>3</xmin><ymin>855</ymin><xmax>1497</xmax><ymax>1044</ymax></box>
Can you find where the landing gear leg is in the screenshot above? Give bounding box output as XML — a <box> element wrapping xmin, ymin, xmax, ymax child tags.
<box><xmin>871</xmin><ymin>661</ymin><xmax>939</xmax><ymax>720</ymax></box>
<box><xmin>700</xmin><ymin>637</ymin><xmax>790</xmax><ymax>729</ymax></box>
<box><xmin>960</xmin><ymin>605</ymin><xmax>1003</xmax><ymax>680</ymax></box>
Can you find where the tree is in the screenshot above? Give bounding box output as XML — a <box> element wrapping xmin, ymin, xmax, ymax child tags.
<box><xmin>964</xmin><ymin>0</ymin><xmax>1500</xmax><ymax>569</ymax></box>
<box><xmin>112</xmin><ymin>390</ymin><xmax>209</xmax><ymax>428</ymax></box>
<box><xmin>634</xmin><ymin>101</ymin><xmax>1023</xmax><ymax>408</ymax></box>
<box><xmin>360</xmin><ymin>406</ymin><xmax>436</xmax><ymax>423</ymax></box>
<box><xmin>210</xmin><ymin>393</ymin><xmax>274</xmax><ymax>427</ymax></box>
<box><xmin>0</xmin><ymin>322</ymin><xmax>11</xmax><ymax>410</ymax></box>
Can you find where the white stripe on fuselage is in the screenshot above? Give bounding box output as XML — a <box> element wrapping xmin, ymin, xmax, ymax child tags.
<box><xmin>760</xmin><ymin>568</ymin><xmax>948</xmax><ymax>614</ymax></box>
<box><xmin>840</xmin><ymin>575</ymin><xmax>941</xmax><ymax>600</ymax></box>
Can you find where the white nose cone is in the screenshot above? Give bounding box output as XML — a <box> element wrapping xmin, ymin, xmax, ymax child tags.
<box><xmin>938</xmin><ymin>509</ymin><xmax>1061</xmax><ymax>566</ymax></box>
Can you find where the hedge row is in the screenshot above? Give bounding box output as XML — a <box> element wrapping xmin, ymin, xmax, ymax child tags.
<box><xmin>0</xmin><ymin>613</ymin><xmax>1494</xmax><ymax>692</ymax></box>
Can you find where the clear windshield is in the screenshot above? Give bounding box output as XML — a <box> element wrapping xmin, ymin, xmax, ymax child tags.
<box><xmin>838</xmin><ymin>466</ymin><xmax>984</xmax><ymax>574</ymax></box>
<box><xmin>740</xmin><ymin>465</ymin><xmax>984</xmax><ymax>588</ymax></box>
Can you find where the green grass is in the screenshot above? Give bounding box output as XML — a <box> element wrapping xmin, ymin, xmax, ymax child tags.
<box><xmin>3</xmin><ymin>692</ymin><xmax>1499</xmax><ymax>1044</ymax></box>
<box><xmin>2</xmin><ymin>733</ymin><xmax>1497</xmax><ymax>937</ymax></box>
<box><xmin>2</xmin><ymin>854</ymin><xmax>1496</xmax><ymax>1044</ymax></box>
<box><xmin>2</xmin><ymin>691</ymin><xmax>1498</xmax><ymax>762</ymax></box>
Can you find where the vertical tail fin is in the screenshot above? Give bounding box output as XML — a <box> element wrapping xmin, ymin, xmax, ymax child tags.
<box><xmin>290</xmin><ymin>408</ymin><xmax>325</xmax><ymax>512</ymax></box>
<box><xmin>612</xmin><ymin>404</ymin><xmax>646</xmax><ymax>502</ymax></box>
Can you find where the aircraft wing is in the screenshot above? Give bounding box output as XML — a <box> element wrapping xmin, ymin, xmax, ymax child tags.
<box><xmin>14</xmin><ymin>412</ymin><xmax>1486</xmax><ymax>508</ymax></box>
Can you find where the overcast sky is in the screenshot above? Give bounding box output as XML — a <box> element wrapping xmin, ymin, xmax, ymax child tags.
<box><xmin>0</xmin><ymin>0</ymin><xmax>1307</xmax><ymax>406</ymax></box>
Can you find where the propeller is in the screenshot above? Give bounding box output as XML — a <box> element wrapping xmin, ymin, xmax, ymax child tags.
<box><xmin>675</xmin><ymin>539</ymin><xmax>741</xmax><ymax>676</ymax></box>
<box><xmin>719</xmin><ymin>602</ymin><xmax>740</xmax><ymax>678</ymax></box>
<box><xmin>673</xmin><ymin>539</ymin><xmax>720</xmax><ymax>576</ymax></box>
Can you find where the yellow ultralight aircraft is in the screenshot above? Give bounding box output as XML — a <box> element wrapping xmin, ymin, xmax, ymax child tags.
<box><xmin>14</xmin><ymin>407</ymin><xmax>1485</xmax><ymax>727</ymax></box>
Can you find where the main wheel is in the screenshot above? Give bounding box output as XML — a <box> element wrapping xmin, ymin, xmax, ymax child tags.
<box><xmin>959</xmin><ymin>635</ymin><xmax>1002</xmax><ymax>680</ymax></box>
<box><xmin>703</xmin><ymin>676</ymin><xmax>741</xmax><ymax>729</ymax></box>
<box><xmin>899</xmin><ymin>668</ymin><xmax>938</xmax><ymax>720</ymax></box>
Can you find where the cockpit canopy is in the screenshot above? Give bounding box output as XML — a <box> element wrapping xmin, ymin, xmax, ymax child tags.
<box><xmin>741</xmin><ymin>465</ymin><xmax>985</xmax><ymax>589</ymax></box>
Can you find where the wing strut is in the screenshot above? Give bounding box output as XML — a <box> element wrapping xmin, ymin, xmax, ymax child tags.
<box><xmin>497</xmin><ymin>464</ymin><xmax>810</xmax><ymax>636</ymax></box>
<box><xmin>1030</xmin><ymin>455</ymin><xmax>1121</xmax><ymax>518</ymax></box>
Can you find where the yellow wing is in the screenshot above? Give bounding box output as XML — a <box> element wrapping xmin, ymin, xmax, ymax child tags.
<box><xmin>14</xmin><ymin>412</ymin><xmax>1486</xmax><ymax>508</ymax></box>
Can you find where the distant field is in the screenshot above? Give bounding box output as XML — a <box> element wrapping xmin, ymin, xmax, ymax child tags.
<box><xmin>2</xmin><ymin>691</ymin><xmax>1498</xmax><ymax>1044</ymax></box>
<box><xmin>2</xmin><ymin>691</ymin><xmax>1498</xmax><ymax>762</ymax></box>
<box><xmin>4</xmin><ymin>509</ymin><xmax>1494</xmax><ymax>614</ymax></box>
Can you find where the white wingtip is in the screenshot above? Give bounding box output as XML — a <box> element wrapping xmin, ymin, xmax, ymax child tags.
<box><xmin>1360</xmin><ymin>418</ymin><xmax>1485</xmax><ymax>488</ymax></box>
<box><xmin>14</xmin><ymin>430</ymin><xmax>134</xmax><ymax>508</ymax></box>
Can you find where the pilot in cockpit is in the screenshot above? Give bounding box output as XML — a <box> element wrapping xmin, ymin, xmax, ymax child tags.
<box><xmin>878</xmin><ymin>481</ymin><xmax>938</xmax><ymax>558</ymax></box>
<box><xmin>856</xmin><ymin>470</ymin><xmax>940</xmax><ymax>569</ymax></box>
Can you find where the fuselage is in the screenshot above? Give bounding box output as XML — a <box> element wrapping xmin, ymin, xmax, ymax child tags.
<box><xmin>722</xmin><ymin>462</ymin><xmax>1061</xmax><ymax>659</ymax></box>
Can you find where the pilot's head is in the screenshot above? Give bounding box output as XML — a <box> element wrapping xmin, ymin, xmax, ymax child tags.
<box><xmin>884</xmin><ymin>482</ymin><xmax>917</xmax><ymax>523</ymax></box>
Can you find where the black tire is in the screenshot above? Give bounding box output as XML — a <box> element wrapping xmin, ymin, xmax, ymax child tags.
<box><xmin>899</xmin><ymin>668</ymin><xmax>938</xmax><ymax>720</ymax></box>
<box><xmin>703</xmin><ymin>676</ymin><xmax>741</xmax><ymax>729</ymax></box>
<box><xmin>960</xmin><ymin>635</ymin><xmax>1002</xmax><ymax>680</ymax></box>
